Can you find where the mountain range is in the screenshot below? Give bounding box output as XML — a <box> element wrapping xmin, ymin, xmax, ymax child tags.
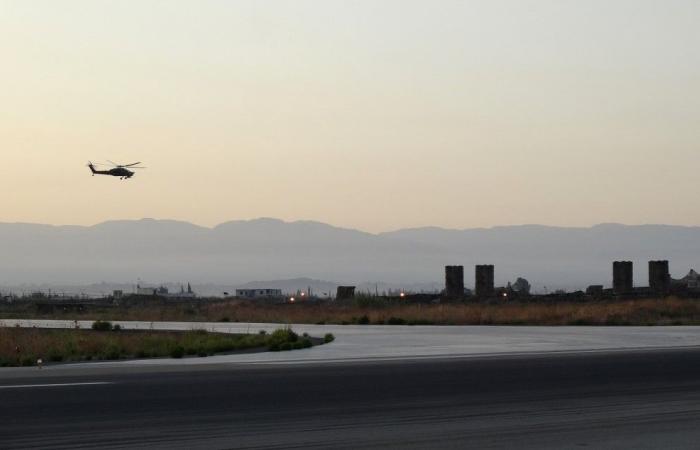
<box><xmin>0</xmin><ymin>218</ymin><xmax>699</xmax><ymax>294</ymax></box>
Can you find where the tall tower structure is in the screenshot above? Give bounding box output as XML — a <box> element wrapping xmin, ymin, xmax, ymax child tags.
<box><xmin>649</xmin><ymin>260</ymin><xmax>670</xmax><ymax>294</ymax></box>
<box><xmin>612</xmin><ymin>261</ymin><xmax>633</xmax><ymax>294</ymax></box>
<box><xmin>444</xmin><ymin>266</ymin><xmax>464</xmax><ymax>298</ymax></box>
<box><xmin>475</xmin><ymin>265</ymin><xmax>495</xmax><ymax>297</ymax></box>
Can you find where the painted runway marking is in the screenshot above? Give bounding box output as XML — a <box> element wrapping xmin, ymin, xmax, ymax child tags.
<box><xmin>0</xmin><ymin>382</ymin><xmax>113</xmax><ymax>390</ymax></box>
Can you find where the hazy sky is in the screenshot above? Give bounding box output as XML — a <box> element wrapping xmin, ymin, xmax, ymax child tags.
<box><xmin>2</xmin><ymin>0</ymin><xmax>699</xmax><ymax>232</ymax></box>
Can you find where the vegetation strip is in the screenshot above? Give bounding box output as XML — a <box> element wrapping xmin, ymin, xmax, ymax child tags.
<box><xmin>0</xmin><ymin>322</ymin><xmax>328</xmax><ymax>367</ymax></box>
<box><xmin>3</xmin><ymin>297</ymin><xmax>699</xmax><ymax>326</ymax></box>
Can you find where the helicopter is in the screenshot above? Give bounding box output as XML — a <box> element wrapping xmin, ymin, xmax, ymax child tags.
<box><xmin>87</xmin><ymin>161</ymin><xmax>146</xmax><ymax>180</ymax></box>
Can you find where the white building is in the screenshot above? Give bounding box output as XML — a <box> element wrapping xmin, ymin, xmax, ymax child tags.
<box><xmin>681</xmin><ymin>269</ymin><xmax>700</xmax><ymax>289</ymax></box>
<box><xmin>235</xmin><ymin>288</ymin><xmax>283</xmax><ymax>299</ymax></box>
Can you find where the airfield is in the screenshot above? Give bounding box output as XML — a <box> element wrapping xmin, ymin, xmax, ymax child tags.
<box><xmin>3</xmin><ymin>321</ymin><xmax>700</xmax><ymax>448</ymax></box>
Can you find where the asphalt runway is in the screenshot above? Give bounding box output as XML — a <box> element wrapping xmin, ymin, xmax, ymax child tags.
<box><xmin>3</xmin><ymin>348</ymin><xmax>700</xmax><ymax>449</ymax></box>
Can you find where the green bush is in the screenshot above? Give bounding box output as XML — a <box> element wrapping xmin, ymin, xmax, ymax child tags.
<box><xmin>269</xmin><ymin>328</ymin><xmax>298</xmax><ymax>346</ymax></box>
<box><xmin>357</xmin><ymin>315</ymin><xmax>370</xmax><ymax>325</ymax></box>
<box><xmin>103</xmin><ymin>344</ymin><xmax>122</xmax><ymax>360</ymax></box>
<box><xmin>301</xmin><ymin>338</ymin><xmax>313</xmax><ymax>349</ymax></box>
<box><xmin>324</xmin><ymin>333</ymin><xmax>335</xmax><ymax>343</ymax></box>
<box><xmin>112</xmin><ymin>324</ymin><xmax>122</xmax><ymax>331</ymax></box>
<box><xmin>91</xmin><ymin>320</ymin><xmax>113</xmax><ymax>331</ymax></box>
<box><xmin>170</xmin><ymin>345</ymin><xmax>185</xmax><ymax>358</ymax></box>
<box><xmin>387</xmin><ymin>317</ymin><xmax>406</xmax><ymax>325</ymax></box>
<box><xmin>279</xmin><ymin>342</ymin><xmax>292</xmax><ymax>351</ymax></box>
<box><xmin>21</xmin><ymin>357</ymin><xmax>34</xmax><ymax>367</ymax></box>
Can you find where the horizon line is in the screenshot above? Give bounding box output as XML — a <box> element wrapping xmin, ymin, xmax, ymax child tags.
<box><xmin>1</xmin><ymin>217</ymin><xmax>699</xmax><ymax>235</ymax></box>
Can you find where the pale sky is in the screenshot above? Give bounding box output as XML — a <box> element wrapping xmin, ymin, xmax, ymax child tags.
<box><xmin>1</xmin><ymin>0</ymin><xmax>699</xmax><ymax>232</ymax></box>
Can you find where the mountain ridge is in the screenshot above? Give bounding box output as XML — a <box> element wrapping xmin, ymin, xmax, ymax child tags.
<box><xmin>0</xmin><ymin>218</ymin><xmax>698</xmax><ymax>290</ymax></box>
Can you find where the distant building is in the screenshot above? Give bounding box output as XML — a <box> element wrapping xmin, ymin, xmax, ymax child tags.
<box><xmin>336</xmin><ymin>286</ymin><xmax>356</xmax><ymax>300</ymax></box>
<box><xmin>586</xmin><ymin>285</ymin><xmax>604</xmax><ymax>296</ymax></box>
<box><xmin>235</xmin><ymin>288</ymin><xmax>283</xmax><ymax>299</ymax></box>
<box><xmin>475</xmin><ymin>265</ymin><xmax>495</xmax><ymax>297</ymax></box>
<box><xmin>136</xmin><ymin>285</ymin><xmax>169</xmax><ymax>296</ymax></box>
<box><xmin>680</xmin><ymin>270</ymin><xmax>700</xmax><ymax>289</ymax></box>
<box><xmin>444</xmin><ymin>266</ymin><xmax>464</xmax><ymax>298</ymax></box>
<box><xmin>172</xmin><ymin>283</ymin><xmax>196</xmax><ymax>298</ymax></box>
<box><xmin>136</xmin><ymin>285</ymin><xmax>157</xmax><ymax>296</ymax></box>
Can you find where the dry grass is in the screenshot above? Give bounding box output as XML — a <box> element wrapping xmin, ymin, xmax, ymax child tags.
<box><xmin>3</xmin><ymin>297</ymin><xmax>700</xmax><ymax>327</ymax></box>
<box><xmin>0</xmin><ymin>327</ymin><xmax>291</xmax><ymax>367</ymax></box>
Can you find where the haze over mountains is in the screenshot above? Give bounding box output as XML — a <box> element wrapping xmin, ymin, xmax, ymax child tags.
<box><xmin>1</xmin><ymin>218</ymin><xmax>699</xmax><ymax>295</ymax></box>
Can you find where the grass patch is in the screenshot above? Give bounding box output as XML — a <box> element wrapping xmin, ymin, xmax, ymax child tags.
<box><xmin>0</xmin><ymin>325</ymin><xmax>320</xmax><ymax>367</ymax></box>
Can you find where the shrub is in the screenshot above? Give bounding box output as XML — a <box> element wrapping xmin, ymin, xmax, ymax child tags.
<box><xmin>21</xmin><ymin>357</ymin><xmax>34</xmax><ymax>367</ymax></box>
<box><xmin>301</xmin><ymin>338</ymin><xmax>313</xmax><ymax>349</ymax></box>
<box><xmin>170</xmin><ymin>345</ymin><xmax>185</xmax><ymax>358</ymax></box>
<box><xmin>258</xmin><ymin>330</ymin><xmax>267</xmax><ymax>335</ymax></box>
<box><xmin>269</xmin><ymin>343</ymin><xmax>281</xmax><ymax>352</ymax></box>
<box><xmin>357</xmin><ymin>315</ymin><xmax>370</xmax><ymax>325</ymax></box>
<box><xmin>91</xmin><ymin>320</ymin><xmax>113</xmax><ymax>331</ymax></box>
<box><xmin>269</xmin><ymin>328</ymin><xmax>298</xmax><ymax>346</ymax></box>
<box><xmin>218</xmin><ymin>317</ymin><xmax>231</xmax><ymax>322</ymax></box>
<box><xmin>103</xmin><ymin>344</ymin><xmax>122</xmax><ymax>360</ymax></box>
<box><xmin>324</xmin><ymin>333</ymin><xmax>335</xmax><ymax>343</ymax></box>
<box><xmin>279</xmin><ymin>342</ymin><xmax>292</xmax><ymax>351</ymax></box>
<box><xmin>112</xmin><ymin>324</ymin><xmax>122</xmax><ymax>331</ymax></box>
<box><xmin>387</xmin><ymin>317</ymin><xmax>406</xmax><ymax>325</ymax></box>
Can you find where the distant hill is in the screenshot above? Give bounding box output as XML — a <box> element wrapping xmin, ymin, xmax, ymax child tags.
<box><xmin>0</xmin><ymin>218</ymin><xmax>698</xmax><ymax>292</ymax></box>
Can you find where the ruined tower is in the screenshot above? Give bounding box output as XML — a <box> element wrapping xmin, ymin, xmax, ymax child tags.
<box><xmin>612</xmin><ymin>261</ymin><xmax>633</xmax><ymax>294</ymax></box>
<box><xmin>648</xmin><ymin>260</ymin><xmax>670</xmax><ymax>294</ymax></box>
<box><xmin>444</xmin><ymin>266</ymin><xmax>464</xmax><ymax>298</ymax></box>
<box><xmin>475</xmin><ymin>265</ymin><xmax>495</xmax><ymax>297</ymax></box>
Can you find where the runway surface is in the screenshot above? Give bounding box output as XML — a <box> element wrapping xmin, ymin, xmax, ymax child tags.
<box><xmin>3</xmin><ymin>348</ymin><xmax>700</xmax><ymax>449</ymax></box>
<box><xmin>3</xmin><ymin>319</ymin><xmax>700</xmax><ymax>367</ymax></box>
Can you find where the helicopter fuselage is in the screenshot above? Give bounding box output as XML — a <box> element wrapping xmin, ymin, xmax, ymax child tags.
<box><xmin>88</xmin><ymin>163</ymin><xmax>134</xmax><ymax>179</ymax></box>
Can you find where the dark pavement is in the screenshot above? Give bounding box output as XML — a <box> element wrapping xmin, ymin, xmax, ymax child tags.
<box><xmin>3</xmin><ymin>349</ymin><xmax>700</xmax><ymax>449</ymax></box>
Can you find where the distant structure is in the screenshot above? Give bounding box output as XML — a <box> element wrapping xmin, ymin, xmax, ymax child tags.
<box><xmin>613</xmin><ymin>261</ymin><xmax>633</xmax><ymax>294</ymax></box>
<box><xmin>586</xmin><ymin>285</ymin><xmax>604</xmax><ymax>296</ymax></box>
<box><xmin>475</xmin><ymin>265</ymin><xmax>495</xmax><ymax>297</ymax></box>
<box><xmin>176</xmin><ymin>283</ymin><xmax>196</xmax><ymax>299</ymax></box>
<box><xmin>680</xmin><ymin>269</ymin><xmax>700</xmax><ymax>289</ymax></box>
<box><xmin>511</xmin><ymin>277</ymin><xmax>531</xmax><ymax>295</ymax></box>
<box><xmin>649</xmin><ymin>260</ymin><xmax>671</xmax><ymax>293</ymax></box>
<box><xmin>235</xmin><ymin>288</ymin><xmax>283</xmax><ymax>299</ymax></box>
<box><xmin>136</xmin><ymin>284</ymin><xmax>158</xmax><ymax>296</ymax></box>
<box><xmin>444</xmin><ymin>266</ymin><xmax>464</xmax><ymax>298</ymax></box>
<box><xmin>336</xmin><ymin>286</ymin><xmax>356</xmax><ymax>300</ymax></box>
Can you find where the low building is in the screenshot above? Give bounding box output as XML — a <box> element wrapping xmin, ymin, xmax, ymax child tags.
<box><xmin>680</xmin><ymin>270</ymin><xmax>700</xmax><ymax>289</ymax></box>
<box><xmin>235</xmin><ymin>288</ymin><xmax>283</xmax><ymax>299</ymax></box>
<box><xmin>136</xmin><ymin>285</ymin><xmax>168</xmax><ymax>296</ymax></box>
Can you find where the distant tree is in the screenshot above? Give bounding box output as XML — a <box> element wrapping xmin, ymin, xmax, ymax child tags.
<box><xmin>512</xmin><ymin>278</ymin><xmax>531</xmax><ymax>295</ymax></box>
